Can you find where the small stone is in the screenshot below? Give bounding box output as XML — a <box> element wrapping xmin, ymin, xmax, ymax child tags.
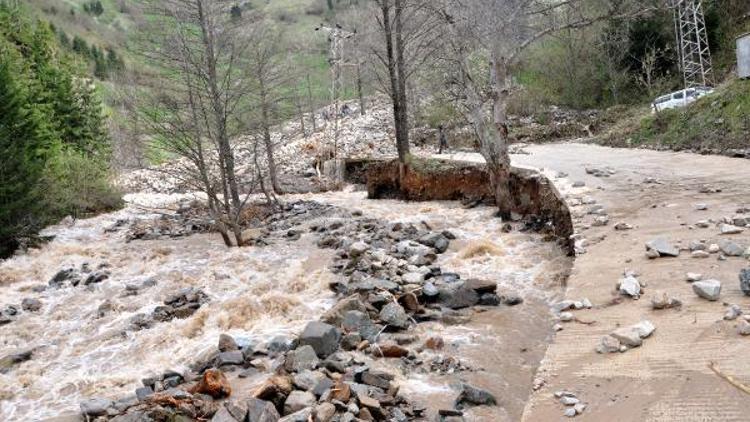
<box><xmin>695</xmin><ymin>203</ymin><xmax>708</xmax><ymax>210</ymax></box>
<box><xmin>720</xmin><ymin>224</ymin><xmax>744</xmax><ymax>235</ymax></box>
<box><xmin>724</xmin><ymin>304</ymin><xmax>743</xmax><ymax>320</ymax></box>
<box><xmin>719</xmin><ymin>240</ymin><xmax>745</xmax><ymax>257</ymax></box>
<box><xmin>618</xmin><ymin>275</ymin><xmax>641</xmax><ymax>298</ymax></box>
<box><xmin>708</xmin><ymin>244</ymin><xmax>720</xmax><ymax>253</ymax></box>
<box><xmin>614</xmin><ymin>222</ymin><xmax>633</xmax><ymax>231</ymax></box>
<box><xmin>651</xmin><ymin>292</ymin><xmax>681</xmax><ymax>310</ymax></box>
<box><xmin>80</xmin><ymin>398</ymin><xmax>114</xmax><ymax>417</ymax></box>
<box><xmin>610</xmin><ymin>327</ymin><xmax>642</xmax><ymax>347</ymax></box>
<box><xmin>372</xmin><ymin>342</ymin><xmax>409</xmax><ymax>358</ymax></box>
<box><xmin>379</xmin><ymin>302</ymin><xmax>410</xmax><ymax>330</ymax></box>
<box><xmin>560</xmin><ymin>396</ymin><xmax>579</xmax><ymax>406</ymax></box>
<box><xmin>218</xmin><ymin>334</ymin><xmax>239</xmax><ymax>352</ymax></box>
<box><xmin>217</xmin><ymin>350</ymin><xmax>244</xmax><ymax>366</ymax></box>
<box><xmin>686</xmin><ymin>273</ymin><xmax>703</xmax><ymax>282</ymax></box>
<box><xmin>692</xmin><ymin>250</ymin><xmax>710</xmax><ymax>258</ymax></box>
<box><xmin>645</xmin><ymin>238</ymin><xmax>679</xmax><ymax>257</ymax></box>
<box><xmin>574</xmin><ymin>403</ymin><xmax>587</xmax><ymax>414</ymax></box>
<box><xmin>738</xmin><ymin>320</ymin><xmax>750</xmax><ymax>336</ymax></box>
<box><xmin>189</xmin><ymin>369</ymin><xmax>231</xmax><ymax>399</ymax></box>
<box><xmin>284</xmin><ymin>391</ymin><xmax>316</xmax><ymax>415</ymax></box>
<box><xmin>559</xmin><ymin>312</ymin><xmax>574</xmax><ymax>322</ymax></box>
<box><xmin>349</xmin><ymin>241</ymin><xmax>370</xmax><ymax>257</ymax></box>
<box><xmin>284</xmin><ymin>345</ymin><xmax>320</xmax><ymax>372</ymax></box>
<box><xmin>315</xmin><ymin>402</ymin><xmax>336</xmax><ymax>422</ymax></box>
<box><xmin>299</xmin><ymin>322</ymin><xmax>341</xmax><ymax>358</ymax></box>
<box><xmin>692</xmin><ymin>280</ymin><xmax>722</xmax><ymax>301</ymax></box>
<box><xmin>21</xmin><ymin>298</ymin><xmax>42</xmax><ymax>312</ymax></box>
<box><xmin>454</xmin><ymin>383</ymin><xmax>497</xmax><ymax>409</ymax></box>
<box><xmin>564</xmin><ymin>408</ymin><xmax>577</xmax><ymax>417</ymax></box>
<box><xmin>740</xmin><ymin>269</ymin><xmax>750</xmax><ymax>296</ymax></box>
<box><xmin>592</xmin><ymin>216</ymin><xmax>609</xmax><ymax>226</ymax></box>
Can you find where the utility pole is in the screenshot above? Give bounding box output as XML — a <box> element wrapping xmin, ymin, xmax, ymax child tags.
<box><xmin>315</xmin><ymin>24</ymin><xmax>355</xmax><ymax>160</ymax></box>
<box><xmin>671</xmin><ymin>0</ymin><xmax>714</xmax><ymax>88</ymax></box>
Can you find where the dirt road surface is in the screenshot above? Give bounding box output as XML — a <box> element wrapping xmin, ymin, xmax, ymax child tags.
<box><xmin>439</xmin><ymin>143</ymin><xmax>750</xmax><ymax>421</ymax></box>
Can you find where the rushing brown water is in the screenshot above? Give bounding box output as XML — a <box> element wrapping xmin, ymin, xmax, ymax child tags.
<box><xmin>0</xmin><ymin>190</ymin><xmax>569</xmax><ymax>421</ymax></box>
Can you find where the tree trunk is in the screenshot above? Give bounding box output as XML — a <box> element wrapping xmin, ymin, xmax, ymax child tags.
<box><xmin>260</xmin><ymin>81</ymin><xmax>281</xmax><ymax>193</ymax></box>
<box><xmin>357</xmin><ymin>62</ymin><xmax>366</xmax><ymax>116</ymax></box>
<box><xmin>306</xmin><ymin>74</ymin><xmax>317</xmax><ymax>132</ymax></box>
<box><xmin>394</xmin><ymin>0</ymin><xmax>410</xmax><ymax>162</ymax></box>
<box><xmin>382</xmin><ymin>0</ymin><xmax>410</xmax><ymax>163</ymax></box>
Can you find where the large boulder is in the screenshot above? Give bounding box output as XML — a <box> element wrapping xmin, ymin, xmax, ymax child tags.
<box><xmin>454</xmin><ymin>383</ymin><xmax>497</xmax><ymax>409</ymax></box>
<box><xmin>299</xmin><ymin>322</ymin><xmax>341</xmax><ymax>358</ymax></box>
<box><xmin>438</xmin><ymin>284</ymin><xmax>479</xmax><ymax>309</ymax></box>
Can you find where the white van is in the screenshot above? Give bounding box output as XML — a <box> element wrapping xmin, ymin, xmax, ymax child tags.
<box><xmin>651</xmin><ymin>86</ymin><xmax>714</xmax><ymax>113</ymax></box>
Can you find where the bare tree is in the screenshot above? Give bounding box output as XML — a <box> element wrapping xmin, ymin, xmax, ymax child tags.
<box><xmin>370</xmin><ymin>0</ymin><xmax>442</xmax><ymax>164</ymax></box>
<box><xmin>139</xmin><ymin>0</ymin><xmax>263</xmax><ymax>247</ymax></box>
<box><xmin>438</xmin><ymin>0</ymin><xmax>653</xmax><ymax>218</ymax></box>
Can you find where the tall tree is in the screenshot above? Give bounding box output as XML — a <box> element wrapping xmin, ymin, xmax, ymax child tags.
<box><xmin>439</xmin><ymin>0</ymin><xmax>652</xmax><ymax>218</ymax></box>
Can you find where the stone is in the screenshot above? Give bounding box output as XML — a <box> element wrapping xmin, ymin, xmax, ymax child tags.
<box><xmin>218</xmin><ymin>351</ymin><xmax>244</xmax><ymax>366</ymax></box>
<box><xmin>645</xmin><ymin>238</ymin><xmax>679</xmax><ymax>257</ymax></box>
<box><xmin>650</xmin><ymin>292</ymin><xmax>681</xmax><ymax>310</ymax></box>
<box><xmin>574</xmin><ymin>403</ymin><xmax>587</xmax><ymax>415</ymax></box>
<box><xmin>80</xmin><ymin>398</ymin><xmax>114</xmax><ymax>417</ymax></box>
<box><xmin>330</xmin><ymin>381</ymin><xmax>351</xmax><ymax>402</ymax></box>
<box><xmin>689</xmin><ymin>240</ymin><xmax>707</xmax><ymax>251</ymax></box>
<box><xmin>559</xmin><ymin>312</ymin><xmax>574</xmax><ymax>322</ymax></box>
<box><xmin>741</xmin><ymin>269</ymin><xmax>750</xmax><ymax>296</ymax></box>
<box><xmin>695</xmin><ymin>220</ymin><xmax>710</xmax><ymax>228</ymax></box>
<box><xmin>423</xmin><ymin>336</ymin><xmax>445</xmax><ymax>350</ymax></box>
<box><xmin>618</xmin><ymin>275</ymin><xmax>641</xmax><ymax>299</ymax></box>
<box><xmin>284</xmin><ymin>345</ymin><xmax>319</xmax><ymax>372</ymax></box>
<box><xmin>560</xmin><ymin>396</ymin><xmax>579</xmax><ymax>406</ymax></box>
<box><xmin>49</xmin><ymin>268</ymin><xmax>77</xmax><ymax>288</ymax></box>
<box><xmin>401</xmin><ymin>272</ymin><xmax>425</xmax><ymax>284</ymax></box>
<box><xmin>321</xmin><ymin>295</ymin><xmax>367</xmax><ymax>326</ymax></box>
<box><xmin>720</xmin><ymin>224</ymin><xmax>744</xmax><ymax>235</ymax></box>
<box><xmin>372</xmin><ymin>342</ymin><xmax>409</xmax><ymax>358</ymax></box>
<box><xmin>83</xmin><ymin>270</ymin><xmax>109</xmax><ymax>286</ymax></box>
<box><xmin>454</xmin><ymin>383</ymin><xmax>497</xmax><ymax>409</ymax></box>
<box><xmin>315</xmin><ymin>402</ymin><xmax>336</xmax><ymax>422</ymax></box>
<box><xmin>284</xmin><ymin>391</ymin><xmax>315</xmax><ymax>415</ymax></box>
<box><xmin>465</xmin><ymin>279</ymin><xmax>497</xmax><ymax>294</ymax></box>
<box><xmin>418</xmin><ymin>232</ymin><xmax>450</xmax><ymax>254</ymax></box>
<box><xmin>438</xmin><ymin>284</ymin><xmax>480</xmax><ymax>309</ymax></box>
<box><xmin>254</xmin><ymin>376</ymin><xmax>293</xmax><ymax>407</ymax></box>
<box><xmin>564</xmin><ymin>408</ymin><xmax>577</xmax><ymax>417</ymax></box>
<box><xmin>632</xmin><ymin>320</ymin><xmax>656</xmax><ymax>338</ymax></box>
<box><xmin>709</xmin><ymin>244</ymin><xmax>721</xmax><ymax>253</ymax></box>
<box><xmin>189</xmin><ymin>369</ymin><xmax>231</xmax><ymax>399</ymax></box>
<box><xmin>218</xmin><ymin>334</ymin><xmax>239</xmax><ymax>352</ymax></box>
<box><xmin>719</xmin><ymin>240</ymin><xmax>745</xmax><ymax>257</ymax></box>
<box><xmin>379</xmin><ymin>302</ymin><xmax>410</xmax><ymax>330</ymax></box>
<box><xmin>478</xmin><ymin>293</ymin><xmax>501</xmax><ymax>306</ymax></box>
<box><xmin>692</xmin><ymin>251</ymin><xmax>710</xmax><ymax>258</ymax></box>
<box><xmin>135</xmin><ymin>386</ymin><xmax>154</xmax><ymax>401</ymax></box>
<box><xmin>299</xmin><ymin>322</ymin><xmax>341</xmax><ymax>358</ymax></box>
<box><xmin>21</xmin><ymin>298</ymin><xmax>42</xmax><ymax>312</ymax></box>
<box><xmin>686</xmin><ymin>273</ymin><xmax>703</xmax><ymax>282</ymax></box>
<box><xmin>614</xmin><ymin>222</ymin><xmax>633</xmax><ymax>231</ymax></box>
<box><xmin>724</xmin><ymin>304</ymin><xmax>743</xmax><ymax>320</ymax></box>
<box><xmin>279</xmin><ymin>407</ymin><xmax>313</xmax><ymax>422</ymax></box>
<box><xmin>692</xmin><ymin>280</ymin><xmax>722</xmax><ymax>301</ymax></box>
<box><xmin>212</xmin><ymin>406</ymin><xmax>241</xmax><ymax>422</ymax></box>
<box><xmin>349</xmin><ymin>241</ymin><xmax>370</xmax><ymax>258</ymax></box>
<box><xmin>695</xmin><ymin>203</ymin><xmax>708</xmax><ymax>210</ymax></box>
<box><xmin>360</xmin><ymin>370</ymin><xmax>393</xmax><ymax>390</ymax></box>
<box><xmin>610</xmin><ymin>327</ymin><xmax>642</xmax><ymax>347</ymax></box>
<box><xmin>0</xmin><ymin>350</ymin><xmax>32</xmax><ymax>373</ymax></box>
<box><xmin>596</xmin><ymin>335</ymin><xmax>622</xmax><ymax>353</ymax></box>
<box><xmin>293</xmin><ymin>370</ymin><xmax>326</xmax><ymax>392</ymax></box>
<box><xmin>738</xmin><ymin>320</ymin><xmax>750</xmax><ymax>336</ymax></box>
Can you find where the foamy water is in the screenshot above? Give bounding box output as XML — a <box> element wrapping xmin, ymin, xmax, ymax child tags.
<box><xmin>0</xmin><ymin>190</ymin><xmax>564</xmax><ymax>421</ymax></box>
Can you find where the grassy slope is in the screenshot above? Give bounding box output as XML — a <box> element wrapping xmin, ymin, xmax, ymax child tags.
<box><xmin>600</xmin><ymin>78</ymin><xmax>750</xmax><ymax>153</ymax></box>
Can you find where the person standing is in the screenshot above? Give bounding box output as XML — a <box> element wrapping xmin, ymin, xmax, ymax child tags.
<box><xmin>438</xmin><ymin>125</ymin><xmax>449</xmax><ymax>154</ymax></box>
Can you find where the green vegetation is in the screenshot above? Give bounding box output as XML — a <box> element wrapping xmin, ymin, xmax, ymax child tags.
<box><xmin>603</xmin><ymin>79</ymin><xmax>750</xmax><ymax>152</ymax></box>
<box><xmin>0</xmin><ymin>1</ymin><xmax>120</xmax><ymax>258</ymax></box>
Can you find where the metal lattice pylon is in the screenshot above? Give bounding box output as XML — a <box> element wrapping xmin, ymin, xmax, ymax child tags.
<box><xmin>672</xmin><ymin>0</ymin><xmax>714</xmax><ymax>88</ymax></box>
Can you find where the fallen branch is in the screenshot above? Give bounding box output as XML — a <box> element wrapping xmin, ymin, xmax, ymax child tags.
<box><xmin>708</xmin><ymin>361</ymin><xmax>750</xmax><ymax>396</ymax></box>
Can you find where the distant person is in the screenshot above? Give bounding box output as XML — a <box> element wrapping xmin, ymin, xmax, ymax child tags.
<box><xmin>438</xmin><ymin>125</ymin><xmax>449</xmax><ymax>154</ymax></box>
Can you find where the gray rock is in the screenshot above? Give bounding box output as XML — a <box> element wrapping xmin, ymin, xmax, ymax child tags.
<box><xmin>564</xmin><ymin>407</ymin><xmax>577</xmax><ymax>417</ymax></box>
<box><xmin>738</xmin><ymin>320</ymin><xmax>750</xmax><ymax>336</ymax></box>
<box><xmin>293</xmin><ymin>370</ymin><xmax>326</xmax><ymax>392</ymax></box>
<box><xmin>21</xmin><ymin>298</ymin><xmax>42</xmax><ymax>312</ymax></box>
<box><xmin>720</xmin><ymin>224</ymin><xmax>744</xmax><ymax>235</ymax></box>
<box><xmin>218</xmin><ymin>334</ymin><xmax>239</xmax><ymax>352</ymax></box>
<box><xmin>741</xmin><ymin>269</ymin><xmax>750</xmax><ymax>296</ymax></box>
<box><xmin>341</xmin><ymin>310</ymin><xmax>371</xmax><ymax>334</ymax></box>
<box><xmin>686</xmin><ymin>273</ymin><xmax>703</xmax><ymax>282</ymax></box>
<box><xmin>349</xmin><ymin>241</ymin><xmax>369</xmax><ymax>258</ymax></box>
<box><xmin>719</xmin><ymin>240</ymin><xmax>745</xmax><ymax>257</ymax></box>
<box><xmin>650</xmin><ymin>292</ymin><xmax>681</xmax><ymax>310</ymax></box>
<box><xmin>247</xmin><ymin>398</ymin><xmax>281</xmax><ymax>422</ymax></box>
<box><xmin>0</xmin><ymin>350</ymin><xmax>32</xmax><ymax>374</ymax></box>
<box><xmin>315</xmin><ymin>402</ymin><xmax>336</xmax><ymax>422</ymax></box>
<box><xmin>693</xmin><ymin>280</ymin><xmax>722</xmax><ymax>301</ymax></box>
<box><xmin>80</xmin><ymin>398</ymin><xmax>114</xmax><ymax>417</ymax></box>
<box><xmin>284</xmin><ymin>391</ymin><xmax>315</xmax><ymax>415</ymax></box>
<box><xmin>418</xmin><ymin>232</ymin><xmax>450</xmax><ymax>253</ymax></box>
<box><xmin>217</xmin><ymin>350</ymin><xmax>244</xmax><ymax>366</ymax></box>
<box><xmin>212</xmin><ymin>406</ymin><xmax>241</xmax><ymax>422</ymax></box>
<box><xmin>596</xmin><ymin>335</ymin><xmax>621</xmax><ymax>353</ymax></box>
<box><xmin>284</xmin><ymin>345</ymin><xmax>319</xmax><ymax>372</ymax></box>
<box><xmin>610</xmin><ymin>327</ymin><xmax>642</xmax><ymax>347</ymax></box>
<box><xmin>299</xmin><ymin>321</ymin><xmax>341</xmax><ymax>358</ymax></box>
<box><xmin>379</xmin><ymin>302</ymin><xmax>410</xmax><ymax>329</ymax></box>
<box><xmin>645</xmin><ymin>238</ymin><xmax>679</xmax><ymax>257</ymax></box>
<box><xmin>438</xmin><ymin>284</ymin><xmax>480</xmax><ymax>309</ymax></box>
<box><xmin>279</xmin><ymin>407</ymin><xmax>313</xmax><ymax>422</ymax></box>
<box><xmin>724</xmin><ymin>304</ymin><xmax>743</xmax><ymax>320</ymax></box>
<box><xmin>454</xmin><ymin>383</ymin><xmax>497</xmax><ymax>409</ymax></box>
<box><xmin>135</xmin><ymin>386</ymin><xmax>153</xmax><ymax>401</ymax></box>
<box><xmin>618</xmin><ymin>275</ymin><xmax>641</xmax><ymax>298</ymax></box>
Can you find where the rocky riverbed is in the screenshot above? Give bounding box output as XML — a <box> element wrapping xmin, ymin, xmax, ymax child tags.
<box><xmin>0</xmin><ymin>190</ymin><xmax>569</xmax><ymax>421</ymax></box>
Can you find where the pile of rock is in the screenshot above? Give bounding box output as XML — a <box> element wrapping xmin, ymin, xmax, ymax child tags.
<box><xmin>81</xmin><ymin>201</ymin><xmax>512</xmax><ymax>421</ymax></box>
<box><xmin>129</xmin><ymin>287</ymin><xmax>210</xmax><ymax>331</ymax></box>
<box><xmin>47</xmin><ymin>263</ymin><xmax>111</xmax><ymax>289</ymax></box>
